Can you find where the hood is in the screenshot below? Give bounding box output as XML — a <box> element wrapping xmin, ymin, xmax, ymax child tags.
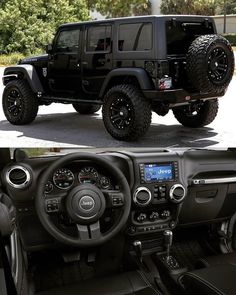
<box><xmin>19</xmin><ymin>54</ymin><xmax>48</xmax><ymax>65</ymax></box>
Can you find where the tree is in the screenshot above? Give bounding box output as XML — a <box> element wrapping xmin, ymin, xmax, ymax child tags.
<box><xmin>216</xmin><ymin>0</ymin><xmax>236</xmax><ymax>14</ymax></box>
<box><xmin>0</xmin><ymin>0</ymin><xmax>90</xmax><ymax>54</ymax></box>
<box><xmin>91</xmin><ymin>0</ymin><xmax>151</xmax><ymax>18</ymax></box>
<box><xmin>161</xmin><ymin>0</ymin><xmax>217</xmax><ymax>16</ymax></box>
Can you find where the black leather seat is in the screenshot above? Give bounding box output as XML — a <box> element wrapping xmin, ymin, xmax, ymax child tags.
<box><xmin>197</xmin><ymin>252</ymin><xmax>236</xmax><ymax>268</ymax></box>
<box><xmin>36</xmin><ymin>270</ymin><xmax>160</xmax><ymax>295</ymax></box>
<box><xmin>180</xmin><ymin>264</ymin><xmax>236</xmax><ymax>295</ymax></box>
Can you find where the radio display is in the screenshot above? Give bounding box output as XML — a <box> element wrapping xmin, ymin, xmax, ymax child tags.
<box><xmin>144</xmin><ymin>163</ymin><xmax>174</xmax><ymax>182</ymax></box>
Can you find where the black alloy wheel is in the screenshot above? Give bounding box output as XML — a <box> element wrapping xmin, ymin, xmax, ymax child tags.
<box><xmin>6</xmin><ymin>87</ymin><xmax>23</xmax><ymax>118</ymax></box>
<box><xmin>207</xmin><ymin>47</ymin><xmax>229</xmax><ymax>84</ymax></box>
<box><xmin>109</xmin><ymin>96</ymin><xmax>133</xmax><ymax>130</ymax></box>
<box><xmin>102</xmin><ymin>84</ymin><xmax>152</xmax><ymax>141</ymax></box>
<box><xmin>2</xmin><ymin>80</ymin><xmax>38</xmax><ymax>125</ymax></box>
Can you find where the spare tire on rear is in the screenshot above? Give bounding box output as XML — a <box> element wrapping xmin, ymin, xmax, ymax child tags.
<box><xmin>186</xmin><ymin>34</ymin><xmax>234</xmax><ymax>95</ymax></box>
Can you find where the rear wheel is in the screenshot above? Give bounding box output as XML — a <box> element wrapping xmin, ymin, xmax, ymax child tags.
<box><xmin>102</xmin><ymin>85</ymin><xmax>151</xmax><ymax>141</ymax></box>
<box><xmin>173</xmin><ymin>99</ymin><xmax>219</xmax><ymax>128</ymax></box>
<box><xmin>72</xmin><ymin>103</ymin><xmax>101</xmax><ymax>114</ymax></box>
<box><xmin>2</xmin><ymin>80</ymin><xmax>38</xmax><ymax>125</ymax></box>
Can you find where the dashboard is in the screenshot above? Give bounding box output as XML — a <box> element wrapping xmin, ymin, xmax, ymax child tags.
<box><xmin>1</xmin><ymin>148</ymin><xmax>236</xmax><ymax>251</ymax></box>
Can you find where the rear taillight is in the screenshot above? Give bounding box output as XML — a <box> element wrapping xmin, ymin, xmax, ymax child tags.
<box><xmin>145</xmin><ymin>60</ymin><xmax>170</xmax><ymax>78</ymax></box>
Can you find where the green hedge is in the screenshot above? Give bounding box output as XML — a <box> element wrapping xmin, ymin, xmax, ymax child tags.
<box><xmin>0</xmin><ymin>53</ymin><xmax>25</xmax><ymax>66</ymax></box>
<box><xmin>222</xmin><ymin>33</ymin><xmax>236</xmax><ymax>46</ymax></box>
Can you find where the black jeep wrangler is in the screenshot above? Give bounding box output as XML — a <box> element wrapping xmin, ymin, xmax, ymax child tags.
<box><xmin>2</xmin><ymin>15</ymin><xmax>235</xmax><ymax>141</ymax></box>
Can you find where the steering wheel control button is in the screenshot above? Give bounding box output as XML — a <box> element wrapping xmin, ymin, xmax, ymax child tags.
<box><xmin>133</xmin><ymin>187</ymin><xmax>152</xmax><ymax>206</ymax></box>
<box><xmin>111</xmin><ymin>193</ymin><xmax>124</xmax><ymax>207</ymax></box>
<box><xmin>46</xmin><ymin>199</ymin><xmax>59</xmax><ymax>213</ymax></box>
<box><xmin>79</xmin><ymin>196</ymin><xmax>95</xmax><ymax>212</ymax></box>
<box><xmin>169</xmin><ymin>184</ymin><xmax>186</xmax><ymax>203</ymax></box>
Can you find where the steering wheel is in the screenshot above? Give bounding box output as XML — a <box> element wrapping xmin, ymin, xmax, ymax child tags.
<box><xmin>35</xmin><ymin>153</ymin><xmax>131</xmax><ymax>247</ymax></box>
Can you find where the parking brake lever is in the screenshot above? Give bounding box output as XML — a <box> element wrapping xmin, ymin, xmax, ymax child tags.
<box><xmin>163</xmin><ymin>230</ymin><xmax>173</xmax><ymax>261</ymax></box>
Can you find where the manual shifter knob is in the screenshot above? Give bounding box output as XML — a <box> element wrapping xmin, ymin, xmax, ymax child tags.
<box><xmin>164</xmin><ymin>230</ymin><xmax>173</xmax><ymax>247</ymax></box>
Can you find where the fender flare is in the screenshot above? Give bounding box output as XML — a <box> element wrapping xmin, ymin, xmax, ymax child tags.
<box><xmin>99</xmin><ymin>68</ymin><xmax>152</xmax><ymax>97</ymax></box>
<box><xmin>3</xmin><ymin>64</ymin><xmax>44</xmax><ymax>93</ymax></box>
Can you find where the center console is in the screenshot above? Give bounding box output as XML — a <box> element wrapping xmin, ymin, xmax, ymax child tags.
<box><xmin>127</xmin><ymin>156</ymin><xmax>186</xmax><ymax>237</ymax></box>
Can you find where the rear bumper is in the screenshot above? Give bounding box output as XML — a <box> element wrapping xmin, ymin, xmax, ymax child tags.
<box><xmin>143</xmin><ymin>88</ymin><xmax>225</xmax><ymax>105</ymax></box>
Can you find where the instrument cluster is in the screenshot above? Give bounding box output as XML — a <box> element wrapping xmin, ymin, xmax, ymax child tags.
<box><xmin>44</xmin><ymin>165</ymin><xmax>112</xmax><ymax>194</ymax></box>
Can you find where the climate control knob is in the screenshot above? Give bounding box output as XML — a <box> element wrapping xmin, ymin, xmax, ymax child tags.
<box><xmin>133</xmin><ymin>187</ymin><xmax>152</xmax><ymax>207</ymax></box>
<box><xmin>136</xmin><ymin>213</ymin><xmax>147</xmax><ymax>223</ymax></box>
<box><xmin>169</xmin><ymin>184</ymin><xmax>186</xmax><ymax>203</ymax></box>
<box><xmin>149</xmin><ymin>211</ymin><xmax>159</xmax><ymax>221</ymax></box>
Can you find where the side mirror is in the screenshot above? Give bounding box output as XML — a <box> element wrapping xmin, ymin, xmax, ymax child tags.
<box><xmin>46</xmin><ymin>44</ymin><xmax>53</xmax><ymax>54</ymax></box>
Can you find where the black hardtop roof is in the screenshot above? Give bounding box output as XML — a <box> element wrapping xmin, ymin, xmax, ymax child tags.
<box><xmin>59</xmin><ymin>15</ymin><xmax>214</xmax><ymax>28</ymax></box>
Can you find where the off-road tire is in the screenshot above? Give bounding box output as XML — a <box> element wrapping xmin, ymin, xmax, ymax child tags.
<box><xmin>186</xmin><ymin>35</ymin><xmax>234</xmax><ymax>94</ymax></box>
<box><xmin>2</xmin><ymin>80</ymin><xmax>38</xmax><ymax>125</ymax></box>
<box><xmin>72</xmin><ymin>103</ymin><xmax>101</xmax><ymax>114</ymax></box>
<box><xmin>173</xmin><ymin>99</ymin><xmax>219</xmax><ymax>128</ymax></box>
<box><xmin>102</xmin><ymin>85</ymin><xmax>151</xmax><ymax>141</ymax></box>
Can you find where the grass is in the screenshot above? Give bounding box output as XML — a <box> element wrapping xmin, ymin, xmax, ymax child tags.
<box><xmin>0</xmin><ymin>52</ymin><xmax>26</xmax><ymax>66</ymax></box>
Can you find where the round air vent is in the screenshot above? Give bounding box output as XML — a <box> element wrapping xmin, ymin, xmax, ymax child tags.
<box><xmin>169</xmin><ymin>184</ymin><xmax>186</xmax><ymax>203</ymax></box>
<box><xmin>133</xmin><ymin>187</ymin><xmax>152</xmax><ymax>207</ymax></box>
<box><xmin>6</xmin><ymin>166</ymin><xmax>31</xmax><ymax>189</ymax></box>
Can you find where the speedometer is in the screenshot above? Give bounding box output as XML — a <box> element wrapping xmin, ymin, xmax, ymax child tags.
<box><xmin>53</xmin><ymin>168</ymin><xmax>74</xmax><ymax>189</ymax></box>
<box><xmin>78</xmin><ymin>167</ymin><xmax>98</xmax><ymax>184</ymax></box>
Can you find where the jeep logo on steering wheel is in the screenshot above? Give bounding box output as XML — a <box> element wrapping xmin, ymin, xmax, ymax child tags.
<box><xmin>79</xmin><ymin>196</ymin><xmax>95</xmax><ymax>211</ymax></box>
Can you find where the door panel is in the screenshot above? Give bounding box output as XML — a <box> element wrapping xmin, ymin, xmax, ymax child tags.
<box><xmin>81</xmin><ymin>24</ymin><xmax>112</xmax><ymax>94</ymax></box>
<box><xmin>48</xmin><ymin>28</ymin><xmax>82</xmax><ymax>94</ymax></box>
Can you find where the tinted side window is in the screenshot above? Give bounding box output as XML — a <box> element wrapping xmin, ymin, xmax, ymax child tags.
<box><xmin>86</xmin><ymin>25</ymin><xmax>112</xmax><ymax>52</ymax></box>
<box><xmin>55</xmin><ymin>29</ymin><xmax>80</xmax><ymax>53</ymax></box>
<box><xmin>118</xmin><ymin>23</ymin><xmax>152</xmax><ymax>52</ymax></box>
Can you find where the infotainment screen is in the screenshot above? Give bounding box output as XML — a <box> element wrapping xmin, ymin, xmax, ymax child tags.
<box><xmin>144</xmin><ymin>163</ymin><xmax>174</xmax><ymax>182</ymax></box>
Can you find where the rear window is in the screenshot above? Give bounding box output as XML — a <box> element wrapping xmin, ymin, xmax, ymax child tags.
<box><xmin>118</xmin><ymin>22</ymin><xmax>152</xmax><ymax>52</ymax></box>
<box><xmin>166</xmin><ymin>21</ymin><xmax>215</xmax><ymax>55</ymax></box>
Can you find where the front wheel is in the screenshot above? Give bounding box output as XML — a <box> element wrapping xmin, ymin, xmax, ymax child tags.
<box><xmin>2</xmin><ymin>80</ymin><xmax>38</xmax><ymax>125</ymax></box>
<box><xmin>173</xmin><ymin>99</ymin><xmax>219</xmax><ymax>128</ymax></box>
<box><xmin>102</xmin><ymin>85</ymin><xmax>152</xmax><ymax>141</ymax></box>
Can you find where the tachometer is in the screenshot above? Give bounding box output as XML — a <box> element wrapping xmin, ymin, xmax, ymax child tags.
<box><xmin>78</xmin><ymin>167</ymin><xmax>98</xmax><ymax>184</ymax></box>
<box><xmin>53</xmin><ymin>168</ymin><xmax>74</xmax><ymax>189</ymax></box>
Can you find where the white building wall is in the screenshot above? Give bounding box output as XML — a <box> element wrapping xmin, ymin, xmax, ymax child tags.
<box><xmin>213</xmin><ymin>15</ymin><xmax>236</xmax><ymax>34</ymax></box>
<box><xmin>151</xmin><ymin>0</ymin><xmax>162</xmax><ymax>15</ymax></box>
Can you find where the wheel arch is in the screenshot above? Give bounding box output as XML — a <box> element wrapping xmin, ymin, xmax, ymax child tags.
<box><xmin>99</xmin><ymin>68</ymin><xmax>153</xmax><ymax>98</ymax></box>
<box><xmin>3</xmin><ymin>65</ymin><xmax>44</xmax><ymax>93</ymax></box>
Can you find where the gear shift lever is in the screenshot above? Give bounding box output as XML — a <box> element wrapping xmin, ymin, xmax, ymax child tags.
<box><xmin>163</xmin><ymin>230</ymin><xmax>173</xmax><ymax>261</ymax></box>
<box><xmin>133</xmin><ymin>240</ymin><xmax>143</xmax><ymax>264</ymax></box>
